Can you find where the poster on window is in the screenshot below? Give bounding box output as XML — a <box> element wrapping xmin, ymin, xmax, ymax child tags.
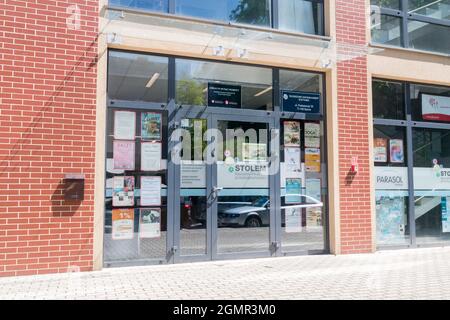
<box><xmin>139</xmin><ymin>208</ymin><xmax>161</xmax><ymax>239</ymax></box>
<box><xmin>286</xmin><ymin>178</ymin><xmax>302</xmax><ymax>204</ymax></box>
<box><xmin>141</xmin><ymin>142</ymin><xmax>162</xmax><ymax>171</ymax></box>
<box><xmin>306</xmin><ymin>208</ymin><xmax>322</xmax><ymax>229</ymax></box>
<box><xmin>283</xmin><ymin>121</ymin><xmax>301</xmax><ymax>147</ymax></box>
<box><xmin>113</xmin><ymin>140</ymin><xmax>135</xmax><ymax>170</ymax></box>
<box><xmin>390</xmin><ymin>139</ymin><xmax>404</xmax><ymax>164</ymax></box>
<box><xmin>114</xmin><ymin>111</ymin><xmax>136</xmax><ymax>140</ymax></box>
<box><xmin>141</xmin><ymin>176</ymin><xmax>161</xmax><ymax>206</ymax></box>
<box><xmin>441</xmin><ymin>197</ymin><xmax>450</xmax><ymax>233</ymax></box>
<box><xmin>112</xmin><ymin>209</ymin><xmax>134</xmax><ymax>240</ymax></box>
<box><xmin>284</xmin><ymin>147</ymin><xmax>302</xmax><ymax>177</ymax></box>
<box><xmin>305</xmin><ymin>148</ymin><xmax>321</xmax><ymax>173</ymax></box>
<box><xmin>422</xmin><ymin>94</ymin><xmax>450</xmax><ymax>122</ymax></box>
<box><xmin>243</xmin><ymin>143</ymin><xmax>267</xmax><ymax>161</ymax></box>
<box><xmin>374</xmin><ymin>138</ymin><xmax>388</xmax><ymax>163</ymax></box>
<box><xmin>305</xmin><ymin>179</ymin><xmax>321</xmax><ymax>203</ymax></box>
<box><xmin>141</xmin><ymin>112</ymin><xmax>162</xmax><ymax>141</ymax></box>
<box><xmin>304</xmin><ymin>122</ymin><xmax>321</xmax><ymax>148</ymax></box>
<box><xmin>112</xmin><ymin>176</ymin><xmax>135</xmax><ymax>207</ymax></box>
<box><xmin>285</xmin><ymin>207</ymin><xmax>302</xmax><ymax>233</ymax></box>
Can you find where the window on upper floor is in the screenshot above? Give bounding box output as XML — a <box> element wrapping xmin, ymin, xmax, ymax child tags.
<box><xmin>370</xmin><ymin>0</ymin><xmax>450</xmax><ymax>54</ymax></box>
<box><xmin>108</xmin><ymin>0</ymin><xmax>326</xmax><ymax>36</ymax></box>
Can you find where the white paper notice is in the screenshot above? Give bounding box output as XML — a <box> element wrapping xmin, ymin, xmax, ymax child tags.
<box><xmin>114</xmin><ymin>111</ymin><xmax>136</xmax><ymax>140</ymax></box>
<box><xmin>285</xmin><ymin>207</ymin><xmax>302</xmax><ymax>233</ymax></box>
<box><xmin>139</xmin><ymin>208</ymin><xmax>161</xmax><ymax>239</ymax></box>
<box><xmin>141</xmin><ymin>142</ymin><xmax>162</xmax><ymax>171</ymax></box>
<box><xmin>141</xmin><ymin>176</ymin><xmax>161</xmax><ymax>206</ymax></box>
<box><xmin>284</xmin><ymin>147</ymin><xmax>302</xmax><ymax>178</ymax></box>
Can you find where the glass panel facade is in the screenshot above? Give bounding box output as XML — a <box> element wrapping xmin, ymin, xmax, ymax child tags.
<box><xmin>408</xmin><ymin>0</ymin><xmax>450</xmax><ymax>20</ymax></box>
<box><xmin>109</xmin><ymin>0</ymin><xmax>168</xmax><ymax>12</ymax></box>
<box><xmin>374</xmin><ymin>125</ymin><xmax>410</xmax><ymax>246</ymax></box>
<box><xmin>372</xmin><ymin>79</ymin><xmax>405</xmax><ymax>120</ymax></box>
<box><xmin>278</xmin><ymin>0</ymin><xmax>324</xmax><ymax>35</ymax></box>
<box><xmin>176</xmin><ymin>59</ymin><xmax>273</xmax><ymax>111</ymax></box>
<box><xmin>108</xmin><ymin>51</ymin><xmax>169</xmax><ymax>103</ymax></box>
<box><xmin>370</xmin><ymin>0</ymin><xmax>401</xmax><ymax>9</ymax></box>
<box><xmin>371</xmin><ymin>14</ymin><xmax>402</xmax><ymax>47</ymax></box>
<box><xmin>411</xmin><ymin>83</ymin><xmax>450</xmax><ymax>123</ymax></box>
<box><xmin>413</xmin><ymin>128</ymin><xmax>450</xmax><ymax>245</ymax></box>
<box><xmin>373</xmin><ymin>79</ymin><xmax>450</xmax><ymax>248</ymax></box>
<box><xmin>175</xmin><ymin>0</ymin><xmax>271</xmax><ymax>27</ymax></box>
<box><xmin>407</xmin><ymin>20</ymin><xmax>450</xmax><ymax>54</ymax></box>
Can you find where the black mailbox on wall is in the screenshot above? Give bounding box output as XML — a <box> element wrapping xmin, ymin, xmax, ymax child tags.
<box><xmin>64</xmin><ymin>174</ymin><xmax>85</xmax><ymax>201</ymax></box>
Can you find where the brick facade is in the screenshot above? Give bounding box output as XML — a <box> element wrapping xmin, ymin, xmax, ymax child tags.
<box><xmin>0</xmin><ymin>0</ymin><xmax>98</xmax><ymax>276</ymax></box>
<box><xmin>335</xmin><ymin>0</ymin><xmax>373</xmax><ymax>253</ymax></box>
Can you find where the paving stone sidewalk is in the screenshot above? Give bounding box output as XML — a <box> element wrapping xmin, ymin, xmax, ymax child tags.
<box><xmin>1</xmin><ymin>247</ymin><xmax>450</xmax><ymax>300</ymax></box>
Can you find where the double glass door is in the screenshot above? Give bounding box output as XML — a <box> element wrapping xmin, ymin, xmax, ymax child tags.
<box><xmin>173</xmin><ymin>109</ymin><xmax>276</xmax><ymax>261</ymax></box>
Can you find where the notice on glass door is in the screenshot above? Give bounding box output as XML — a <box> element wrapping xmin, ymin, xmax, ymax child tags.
<box><xmin>114</xmin><ymin>111</ymin><xmax>136</xmax><ymax>140</ymax></box>
<box><xmin>140</xmin><ymin>176</ymin><xmax>161</xmax><ymax>206</ymax></box>
<box><xmin>284</xmin><ymin>147</ymin><xmax>302</xmax><ymax>177</ymax></box>
<box><xmin>285</xmin><ymin>207</ymin><xmax>302</xmax><ymax>233</ymax></box>
<box><xmin>113</xmin><ymin>141</ymin><xmax>135</xmax><ymax>170</ymax></box>
<box><xmin>285</xmin><ymin>178</ymin><xmax>302</xmax><ymax>204</ymax></box>
<box><xmin>141</xmin><ymin>142</ymin><xmax>161</xmax><ymax>171</ymax></box>
<box><xmin>112</xmin><ymin>208</ymin><xmax>134</xmax><ymax>240</ymax></box>
<box><xmin>305</xmin><ymin>148</ymin><xmax>321</xmax><ymax>173</ymax></box>
<box><xmin>304</xmin><ymin>122</ymin><xmax>321</xmax><ymax>148</ymax></box>
<box><xmin>441</xmin><ymin>197</ymin><xmax>450</xmax><ymax>233</ymax></box>
<box><xmin>139</xmin><ymin>208</ymin><xmax>161</xmax><ymax>239</ymax></box>
<box><xmin>112</xmin><ymin>176</ymin><xmax>135</xmax><ymax>207</ymax></box>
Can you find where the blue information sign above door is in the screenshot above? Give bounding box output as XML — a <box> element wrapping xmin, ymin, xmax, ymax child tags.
<box><xmin>281</xmin><ymin>90</ymin><xmax>321</xmax><ymax>114</ymax></box>
<box><xmin>208</xmin><ymin>83</ymin><xmax>241</xmax><ymax>108</ymax></box>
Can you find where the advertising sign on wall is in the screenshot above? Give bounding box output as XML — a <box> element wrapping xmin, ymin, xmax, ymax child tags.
<box><xmin>208</xmin><ymin>83</ymin><xmax>241</xmax><ymax>108</ymax></box>
<box><xmin>422</xmin><ymin>94</ymin><xmax>450</xmax><ymax>122</ymax></box>
<box><xmin>281</xmin><ymin>91</ymin><xmax>321</xmax><ymax>114</ymax></box>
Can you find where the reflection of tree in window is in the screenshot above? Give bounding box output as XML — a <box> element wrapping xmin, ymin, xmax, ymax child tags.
<box><xmin>176</xmin><ymin>80</ymin><xmax>206</xmax><ymax>106</ymax></box>
<box><xmin>229</xmin><ymin>0</ymin><xmax>270</xmax><ymax>26</ymax></box>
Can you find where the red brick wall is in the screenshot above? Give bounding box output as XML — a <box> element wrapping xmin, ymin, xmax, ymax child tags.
<box><xmin>335</xmin><ymin>0</ymin><xmax>373</xmax><ymax>253</ymax></box>
<box><xmin>0</xmin><ymin>0</ymin><xmax>98</xmax><ymax>277</ymax></box>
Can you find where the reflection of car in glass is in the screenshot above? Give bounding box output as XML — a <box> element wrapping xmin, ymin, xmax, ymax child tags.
<box><xmin>218</xmin><ymin>197</ymin><xmax>270</xmax><ymax>228</ymax></box>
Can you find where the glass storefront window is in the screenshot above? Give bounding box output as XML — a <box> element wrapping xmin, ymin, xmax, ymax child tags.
<box><xmin>411</xmin><ymin>83</ymin><xmax>450</xmax><ymax>123</ymax></box>
<box><xmin>408</xmin><ymin>20</ymin><xmax>450</xmax><ymax>54</ymax></box>
<box><xmin>175</xmin><ymin>0</ymin><xmax>271</xmax><ymax>27</ymax></box>
<box><xmin>370</xmin><ymin>0</ymin><xmax>401</xmax><ymax>9</ymax></box>
<box><xmin>175</xmin><ymin>59</ymin><xmax>273</xmax><ymax>111</ymax></box>
<box><xmin>108</xmin><ymin>51</ymin><xmax>169</xmax><ymax>103</ymax></box>
<box><xmin>109</xmin><ymin>0</ymin><xmax>169</xmax><ymax>12</ymax></box>
<box><xmin>408</xmin><ymin>0</ymin><xmax>450</xmax><ymax>20</ymax></box>
<box><xmin>371</xmin><ymin>14</ymin><xmax>402</xmax><ymax>47</ymax></box>
<box><xmin>373</xmin><ymin>79</ymin><xmax>405</xmax><ymax>120</ymax></box>
<box><xmin>373</xmin><ymin>125</ymin><xmax>410</xmax><ymax>246</ymax></box>
<box><xmin>278</xmin><ymin>0</ymin><xmax>324</xmax><ymax>35</ymax></box>
<box><xmin>413</xmin><ymin>128</ymin><xmax>450</xmax><ymax>245</ymax></box>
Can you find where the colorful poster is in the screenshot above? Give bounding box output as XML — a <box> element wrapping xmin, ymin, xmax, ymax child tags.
<box><xmin>422</xmin><ymin>94</ymin><xmax>450</xmax><ymax>122</ymax></box>
<box><xmin>304</xmin><ymin>122</ymin><xmax>321</xmax><ymax>148</ymax></box>
<box><xmin>113</xmin><ymin>140</ymin><xmax>135</xmax><ymax>170</ymax></box>
<box><xmin>390</xmin><ymin>139</ymin><xmax>404</xmax><ymax>163</ymax></box>
<box><xmin>284</xmin><ymin>147</ymin><xmax>302</xmax><ymax>177</ymax></box>
<box><xmin>141</xmin><ymin>142</ymin><xmax>162</xmax><ymax>171</ymax></box>
<box><xmin>141</xmin><ymin>176</ymin><xmax>161</xmax><ymax>206</ymax></box>
<box><xmin>283</xmin><ymin>121</ymin><xmax>301</xmax><ymax>147</ymax></box>
<box><xmin>305</xmin><ymin>148</ymin><xmax>321</xmax><ymax>173</ymax></box>
<box><xmin>306</xmin><ymin>208</ymin><xmax>322</xmax><ymax>229</ymax></box>
<box><xmin>285</xmin><ymin>207</ymin><xmax>302</xmax><ymax>233</ymax></box>
<box><xmin>141</xmin><ymin>112</ymin><xmax>162</xmax><ymax>141</ymax></box>
<box><xmin>112</xmin><ymin>176</ymin><xmax>135</xmax><ymax>207</ymax></box>
<box><xmin>243</xmin><ymin>143</ymin><xmax>267</xmax><ymax>161</ymax></box>
<box><xmin>112</xmin><ymin>209</ymin><xmax>134</xmax><ymax>240</ymax></box>
<box><xmin>305</xmin><ymin>179</ymin><xmax>321</xmax><ymax>203</ymax></box>
<box><xmin>286</xmin><ymin>178</ymin><xmax>302</xmax><ymax>204</ymax></box>
<box><xmin>374</xmin><ymin>138</ymin><xmax>388</xmax><ymax>163</ymax></box>
<box><xmin>442</xmin><ymin>197</ymin><xmax>450</xmax><ymax>233</ymax></box>
<box><xmin>114</xmin><ymin>111</ymin><xmax>136</xmax><ymax>140</ymax></box>
<box><xmin>139</xmin><ymin>208</ymin><xmax>161</xmax><ymax>239</ymax></box>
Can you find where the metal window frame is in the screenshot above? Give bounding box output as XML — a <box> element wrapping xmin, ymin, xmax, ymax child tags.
<box><xmin>373</xmin><ymin>78</ymin><xmax>450</xmax><ymax>250</ymax></box>
<box><xmin>373</xmin><ymin>0</ymin><xmax>450</xmax><ymax>52</ymax></box>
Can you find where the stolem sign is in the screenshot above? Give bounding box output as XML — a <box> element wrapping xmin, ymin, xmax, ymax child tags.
<box><xmin>422</xmin><ymin>93</ymin><xmax>450</xmax><ymax>122</ymax></box>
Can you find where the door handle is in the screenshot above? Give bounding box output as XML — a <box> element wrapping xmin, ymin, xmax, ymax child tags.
<box><xmin>207</xmin><ymin>186</ymin><xmax>223</xmax><ymax>202</ymax></box>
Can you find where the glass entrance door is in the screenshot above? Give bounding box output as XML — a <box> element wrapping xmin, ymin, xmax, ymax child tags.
<box><xmin>212</xmin><ymin>114</ymin><xmax>276</xmax><ymax>259</ymax></box>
